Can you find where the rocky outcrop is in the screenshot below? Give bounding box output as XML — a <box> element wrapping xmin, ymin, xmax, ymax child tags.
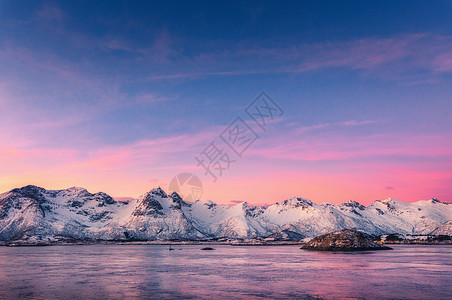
<box><xmin>301</xmin><ymin>229</ymin><xmax>392</xmax><ymax>251</ymax></box>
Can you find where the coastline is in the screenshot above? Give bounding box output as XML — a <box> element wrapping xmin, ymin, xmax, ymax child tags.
<box><xmin>1</xmin><ymin>239</ymin><xmax>451</xmax><ymax>247</ymax></box>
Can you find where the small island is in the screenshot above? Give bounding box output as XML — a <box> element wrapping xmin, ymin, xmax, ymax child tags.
<box><xmin>301</xmin><ymin>229</ymin><xmax>392</xmax><ymax>251</ymax></box>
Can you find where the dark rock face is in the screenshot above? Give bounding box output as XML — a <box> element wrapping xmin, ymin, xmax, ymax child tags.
<box><xmin>169</xmin><ymin>192</ymin><xmax>191</xmax><ymax>209</ymax></box>
<box><xmin>343</xmin><ymin>200</ymin><xmax>365</xmax><ymax>211</ymax></box>
<box><xmin>302</xmin><ymin>229</ymin><xmax>392</xmax><ymax>251</ymax></box>
<box><xmin>94</xmin><ymin>193</ymin><xmax>116</xmax><ymax>207</ymax></box>
<box><xmin>282</xmin><ymin>198</ymin><xmax>313</xmax><ymax>208</ymax></box>
<box><xmin>151</xmin><ymin>187</ymin><xmax>168</xmax><ymax>198</ymax></box>
<box><xmin>132</xmin><ymin>193</ymin><xmax>164</xmax><ymax>216</ymax></box>
<box><xmin>88</xmin><ymin>211</ymin><xmax>112</xmax><ymax>222</ymax></box>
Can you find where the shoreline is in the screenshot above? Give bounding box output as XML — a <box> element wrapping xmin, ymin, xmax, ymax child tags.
<box><xmin>0</xmin><ymin>240</ymin><xmax>306</xmax><ymax>247</ymax></box>
<box><xmin>1</xmin><ymin>240</ymin><xmax>451</xmax><ymax>247</ymax></box>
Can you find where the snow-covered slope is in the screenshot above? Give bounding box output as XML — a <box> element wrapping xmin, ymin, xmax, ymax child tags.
<box><xmin>430</xmin><ymin>221</ymin><xmax>452</xmax><ymax>235</ymax></box>
<box><xmin>0</xmin><ymin>185</ymin><xmax>451</xmax><ymax>243</ymax></box>
<box><xmin>182</xmin><ymin>200</ymin><xmax>272</xmax><ymax>238</ymax></box>
<box><xmin>0</xmin><ymin>185</ymin><xmax>131</xmax><ymax>242</ymax></box>
<box><xmin>116</xmin><ymin>188</ymin><xmax>205</xmax><ymax>240</ymax></box>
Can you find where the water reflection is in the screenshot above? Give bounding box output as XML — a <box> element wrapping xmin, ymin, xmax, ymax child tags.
<box><xmin>0</xmin><ymin>245</ymin><xmax>450</xmax><ymax>299</ymax></box>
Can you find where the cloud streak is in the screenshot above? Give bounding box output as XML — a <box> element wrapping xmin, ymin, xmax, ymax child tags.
<box><xmin>139</xmin><ymin>34</ymin><xmax>452</xmax><ymax>83</ymax></box>
<box><xmin>1</xmin><ymin>4</ymin><xmax>451</xmax><ymax>205</ymax></box>
<box><xmin>248</xmin><ymin>132</ymin><xmax>452</xmax><ymax>162</ymax></box>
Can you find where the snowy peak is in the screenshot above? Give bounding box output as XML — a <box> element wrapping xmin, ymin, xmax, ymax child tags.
<box><xmin>150</xmin><ymin>187</ymin><xmax>167</xmax><ymax>198</ymax></box>
<box><xmin>8</xmin><ymin>185</ymin><xmax>48</xmax><ymax>203</ymax></box>
<box><xmin>234</xmin><ymin>201</ymin><xmax>249</xmax><ymax>208</ymax></box>
<box><xmin>169</xmin><ymin>192</ymin><xmax>190</xmax><ymax>209</ymax></box>
<box><xmin>170</xmin><ymin>192</ymin><xmax>183</xmax><ymax>202</ymax></box>
<box><xmin>64</xmin><ymin>186</ymin><xmax>89</xmax><ymax>194</ymax></box>
<box><xmin>0</xmin><ymin>185</ymin><xmax>451</xmax><ymax>243</ymax></box>
<box><xmin>373</xmin><ymin>198</ymin><xmax>406</xmax><ymax>210</ymax></box>
<box><xmin>280</xmin><ymin>197</ymin><xmax>313</xmax><ymax>208</ymax></box>
<box><xmin>427</xmin><ymin>198</ymin><xmax>449</xmax><ymax>205</ymax></box>
<box><xmin>195</xmin><ymin>199</ymin><xmax>217</xmax><ymax>209</ymax></box>
<box><xmin>11</xmin><ymin>185</ymin><xmax>46</xmax><ymax>193</ymax></box>
<box><xmin>342</xmin><ymin>200</ymin><xmax>365</xmax><ymax>210</ymax></box>
<box><xmin>91</xmin><ymin>192</ymin><xmax>116</xmax><ymax>207</ymax></box>
<box><xmin>378</xmin><ymin>198</ymin><xmax>399</xmax><ymax>205</ymax></box>
<box><xmin>132</xmin><ymin>192</ymin><xmax>164</xmax><ymax>216</ymax></box>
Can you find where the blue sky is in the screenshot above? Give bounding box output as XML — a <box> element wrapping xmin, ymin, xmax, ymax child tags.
<box><xmin>1</xmin><ymin>1</ymin><xmax>452</xmax><ymax>204</ymax></box>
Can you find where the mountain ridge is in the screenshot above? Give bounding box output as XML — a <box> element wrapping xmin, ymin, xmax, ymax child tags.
<box><xmin>0</xmin><ymin>185</ymin><xmax>451</xmax><ymax>244</ymax></box>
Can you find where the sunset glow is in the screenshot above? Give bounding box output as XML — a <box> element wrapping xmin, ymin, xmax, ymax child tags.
<box><xmin>1</xmin><ymin>1</ymin><xmax>451</xmax><ymax>205</ymax></box>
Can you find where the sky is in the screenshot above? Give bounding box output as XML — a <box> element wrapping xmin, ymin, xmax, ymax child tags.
<box><xmin>0</xmin><ymin>0</ymin><xmax>451</xmax><ymax>205</ymax></box>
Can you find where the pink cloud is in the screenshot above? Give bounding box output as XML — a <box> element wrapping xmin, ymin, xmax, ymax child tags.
<box><xmin>431</xmin><ymin>52</ymin><xmax>452</xmax><ymax>72</ymax></box>
<box><xmin>247</xmin><ymin>130</ymin><xmax>452</xmax><ymax>162</ymax></box>
<box><xmin>0</xmin><ymin>129</ymin><xmax>451</xmax><ymax>205</ymax></box>
<box><xmin>134</xmin><ymin>93</ymin><xmax>172</xmax><ymax>104</ymax></box>
<box><xmin>0</xmin><ymin>127</ymin><xmax>218</xmax><ymax>190</ymax></box>
<box><xmin>292</xmin><ymin>120</ymin><xmax>384</xmax><ymax>135</ymax></box>
<box><xmin>36</xmin><ymin>4</ymin><xmax>64</xmax><ymax>22</ymax></box>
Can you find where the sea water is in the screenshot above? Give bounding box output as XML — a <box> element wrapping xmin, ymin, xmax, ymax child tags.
<box><xmin>0</xmin><ymin>244</ymin><xmax>450</xmax><ymax>299</ymax></box>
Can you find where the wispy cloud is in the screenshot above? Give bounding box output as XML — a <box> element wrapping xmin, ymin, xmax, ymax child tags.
<box><xmin>140</xmin><ymin>34</ymin><xmax>452</xmax><ymax>83</ymax></box>
<box><xmin>36</xmin><ymin>4</ymin><xmax>64</xmax><ymax>22</ymax></box>
<box><xmin>0</xmin><ymin>127</ymin><xmax>217</xmax><ymax>173</ymax></box>
<box><xmin>133</xmin><ymin>93</ymin><xmax>172</xmax><ymax>104</ymax></box>
<box><xmin>5</xmin><ymin>20</ymin><xmax>452</xmax><ymax>86</ymax></box>
<box><xmin>248</xmin><ymin>131</ymin><xmax>452</xmax><ymax>162</ymax></box>
<box><xmin>292</xmin><ymin>119</ymin><xmax>384</xmax><ymax>135</ymax></box>
<box><xmin>0</xmin><ymin>128</ymin><xmax>218</xmax><ymax>197</ymax></box>
<box><xmin>431</xmin><ymin>52</ymin><xmax>452</xmax><ymax>72</ymax></box>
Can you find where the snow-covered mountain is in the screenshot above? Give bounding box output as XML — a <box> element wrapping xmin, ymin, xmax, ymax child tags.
<box><xmin>0</xmin><ymin>185</ymin><xmax>451</xmax><ymax>243</ymax></box>
<box><xmin>430</xmin><ymin>220</ymin><xmax>452</xmax><ymax>236</ymax></box>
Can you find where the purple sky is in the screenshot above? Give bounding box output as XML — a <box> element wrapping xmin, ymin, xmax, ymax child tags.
<box><xmin>0</xmin><ymin>1</ymin><xmax>451</xmax><ymax>205</ymax></box>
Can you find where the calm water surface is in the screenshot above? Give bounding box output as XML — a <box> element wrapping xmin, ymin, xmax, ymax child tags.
<box><xmin>0</xmin><ymin>244</ymin><xmax>450</xmax><ymax>299</ymax></box>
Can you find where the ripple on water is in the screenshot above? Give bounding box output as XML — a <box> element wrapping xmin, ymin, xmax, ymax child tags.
<box><xmin>0</xmin><ymin>244</ymin><xmax>450</xmax><ymax>299</ymax></box>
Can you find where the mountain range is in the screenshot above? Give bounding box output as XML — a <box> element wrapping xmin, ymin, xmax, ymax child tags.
<box><xmin>0</xmin><ymin>185</ymin><xmax>451</xmax><ymax>244</ymax></box>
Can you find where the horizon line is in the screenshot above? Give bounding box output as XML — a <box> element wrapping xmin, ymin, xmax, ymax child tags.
<box><xmin>3</xmin><ymin>184</ymin><xmax>448</xmax><ymax>207</ymax></box>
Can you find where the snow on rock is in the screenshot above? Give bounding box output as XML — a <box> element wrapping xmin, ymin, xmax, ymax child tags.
<box><xmin>119</xmin><ymin>189</ymin><xmax>204</xmax><ymax>240</ymax></box>
<box><xmin>0</xmin><ymin>186</ymin><xmax>451</xmax><ymax>243</ymax></box>
<box><xmin>430</xmin><ymin>220</ymin><xmax>452</xmax><ymax>235</ymax></box>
